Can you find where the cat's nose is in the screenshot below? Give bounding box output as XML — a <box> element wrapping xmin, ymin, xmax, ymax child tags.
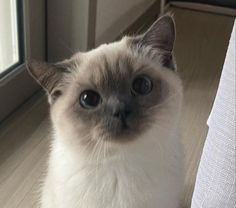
<box><xmin>111</xmin><ymin>102</ymin><xmax>131</xmax><ymax>122</ymax></box>
<box><xmin>107</xmin><ymin>97</ymin><xmax>131</xmax><ymax>122</ymax></box>
<box><xmin>112</xmin><ymin>107</ymin><xmax>131</xmax><ymax>119</ymax></box>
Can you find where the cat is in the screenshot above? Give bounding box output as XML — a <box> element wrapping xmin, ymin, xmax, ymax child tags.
<box><xmin>28</xmin><ymin>15</ymin><xmax>184</xmax><ymax>208</ymax></box>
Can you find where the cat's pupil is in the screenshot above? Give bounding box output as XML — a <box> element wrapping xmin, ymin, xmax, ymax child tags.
<box><xmin>132</xmin><ymin>76</ymin><xmax>152</xmax><ymax>95</ymax></box>
<box><xmin>80</xmin><ymin>90</ymin><xmax>101</xmax><ymax>109</ymax></box>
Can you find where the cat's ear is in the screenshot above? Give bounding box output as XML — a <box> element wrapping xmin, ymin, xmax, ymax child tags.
<box><xmin>27</xmin><ymin>60</ymin><xmax>71</xmax><ymax>103</ymax></box>
<box><xmin>140</xmin><ymin>14</ymin><xmax>175</xmax><ymax>52</ymax></box>
<box><xmin>130</xmin><ymin>15</ymin><xmax>176</xmax><ymax>69</ymax></box>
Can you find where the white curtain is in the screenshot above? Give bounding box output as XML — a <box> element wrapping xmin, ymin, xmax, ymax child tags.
<box><xmin>191</xmin><ymin>20</ymin><xmax>236</xmax><ymax>208</ymax></box>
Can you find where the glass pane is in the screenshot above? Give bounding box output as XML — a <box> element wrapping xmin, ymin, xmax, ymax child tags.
<box><xmin>0</xmin><ymin>0</ymin><xmax>19</xmax><ymax>74</ymax></box>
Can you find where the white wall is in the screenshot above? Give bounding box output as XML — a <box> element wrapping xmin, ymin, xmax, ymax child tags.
<box><xmin>96</xmin><ymin>0</ymin><xmax>156</xmax><ymax>46</ymax></box>
<box><xmin>47</xmin><ymin>0</ymin><xmax>157</xmax><ymax>61</ymax></box>
<box><xmin>48</xmin><ymin>0</ymin><xmax>90</xmax><ymax>62</ymax></box>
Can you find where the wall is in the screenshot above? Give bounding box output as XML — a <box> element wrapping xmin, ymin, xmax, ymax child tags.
<box><xmin>47</xmin><ymin>0</ymin><xmax>157</xmax><ymax>61</ymax></box>
<box><xmin>96</xmin><ymin>0</ymin><xmax>156</xmax><ymax>46</ymax></box>
<box><xmin>47</xmin><ymin>0</ymin><xmax>90</xmax><ymax>62</ymax></box>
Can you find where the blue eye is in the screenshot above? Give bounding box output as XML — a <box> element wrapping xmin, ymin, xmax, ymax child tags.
<box><xmin>132</xmin><ymin>76</ymin><xmax>153</xmax><ymax>95</ymax></box>
<box><xmin>80</xmin><ymin>90</ymin><xmax>101</xmax><ymax>109</ymax></box>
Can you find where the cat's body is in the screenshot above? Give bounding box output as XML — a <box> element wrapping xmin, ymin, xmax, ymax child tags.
<box><xmin>42</xmin><ymin>126</ymin><xmax>183</xmax><ymax>208</ymax></box>
<box><xmin>28</xmin><ymin>15</ymin><xmax>184</xmax><ymax>208</ymax></box>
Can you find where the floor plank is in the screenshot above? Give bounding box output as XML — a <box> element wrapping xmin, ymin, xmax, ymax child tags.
<box><xmin>172</xmin><ymin>7</ymin><xmax>234</xmax><ymax>207</ymax></box>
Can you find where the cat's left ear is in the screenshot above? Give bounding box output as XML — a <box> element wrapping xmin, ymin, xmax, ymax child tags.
<box><xmin>27</xmin><ymin>59</ymin><xmax>72</xmax><ymax>103</ymax></box>
<box><xmin>130</xmin><ymin>14</ymin><xmax>176</xmax><ymax>69</ymax></box>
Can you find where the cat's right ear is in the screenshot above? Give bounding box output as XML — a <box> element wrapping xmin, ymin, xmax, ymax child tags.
<box><xmin>128</xmin><ymin>14</ymin><xmax>176</xmax><ymax>70</ymax></box>
<box><xmin>27</xmin><ymin>60</ymin><xmax>70</xmax><ymax>103</ymax></box>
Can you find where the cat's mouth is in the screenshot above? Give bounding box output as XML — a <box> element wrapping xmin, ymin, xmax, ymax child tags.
<box><xmin>100</xmin><ymin>116</ymin><xmax>132</xmax><ymax>139</ymax></box>
<box><xmin>108</xmin><ymin>117</ymin><xmax>129</xmax><ymax>130</ymax></box>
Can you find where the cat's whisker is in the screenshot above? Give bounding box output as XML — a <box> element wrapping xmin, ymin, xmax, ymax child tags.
<box><xmin>79</xmin><ymin>134</ymin><xmax>96</xmax><ymax>158</ymax></box>
<box><xmin>103</xmin><ymin>140</ymin><xmax>107</xmax><ymax>161</ymax></box>
<box><xmin>90</xmin><ymin>139</ymin><xmax>100</xmax><ymax>191</ymax></box>
<box><xmin>85</xmin><ymin>139</ymin><xmax>98</xmax><ymax>165</ymax></box>
<box><xmin>90</xmin><ymin>140</ymin><xmax>101</xmax><ymax>162</ymax></box>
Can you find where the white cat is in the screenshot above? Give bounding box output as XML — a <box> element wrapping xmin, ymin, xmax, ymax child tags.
<box><xmin>28</xmin><ymin>15</ymin><xmax>184</xmax><ymax>208</ymax></box>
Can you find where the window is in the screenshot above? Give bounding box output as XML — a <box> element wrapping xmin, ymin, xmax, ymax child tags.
<box><xmin>0</xmin><ymin>0</ymin><xmax>23</xmax><ymax>77</ymax></box>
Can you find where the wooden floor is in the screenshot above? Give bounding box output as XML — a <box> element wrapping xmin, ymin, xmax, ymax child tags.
<box><xmin>0</xmin><ymin>7</ymin><xmax>234</xmax><ymax>208</ymax></box>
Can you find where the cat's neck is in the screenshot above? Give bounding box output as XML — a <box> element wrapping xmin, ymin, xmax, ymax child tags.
<box><xmin>51</xmin><ymin>123</ymin><xmax>178</xmax><ymax>171</ymax></box>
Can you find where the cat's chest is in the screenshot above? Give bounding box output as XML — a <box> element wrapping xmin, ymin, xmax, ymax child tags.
<box><xmin>47</xmin><ymin>136</ymin><xmax>183</xmax><ymax>208</ymax></box>
<box><xmin>53</xmin><ymin>162</ymin><xmax>166</xmax><ymax>208</ymax></box>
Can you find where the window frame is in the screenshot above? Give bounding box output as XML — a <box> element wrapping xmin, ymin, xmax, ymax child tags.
<box><xmin>0</xmin><ymin>0</ymin><xmax>46</xmax><ymax>122</ymax></box>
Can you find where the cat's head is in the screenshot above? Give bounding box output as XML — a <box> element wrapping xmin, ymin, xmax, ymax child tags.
<box><xmin>28</xmin><ymin>15</ymin><xmax>182</xmax><ymax>147</ymax></box>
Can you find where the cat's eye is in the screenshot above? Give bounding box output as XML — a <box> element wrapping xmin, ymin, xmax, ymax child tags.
<box><xmin>80</xmin><ymin>90</ymin><xmax>101</xmax><ymax>109</ymax></box>
<box><xmin>132</xmin><ymin>76</ymin><xmax>153</xmax><ymax>95</ymax></box>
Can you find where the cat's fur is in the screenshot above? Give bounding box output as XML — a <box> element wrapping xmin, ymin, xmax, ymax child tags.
<box><xmin>28</xmin><ymin>15</ymin><xmax>184</xmax><ymax>208</ymax></box>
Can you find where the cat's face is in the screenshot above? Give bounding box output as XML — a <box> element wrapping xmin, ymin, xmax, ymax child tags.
<box><xmin>28</xmin><ymin>15</ymin><xmax>182</xmax><ymax>146</ymax></box>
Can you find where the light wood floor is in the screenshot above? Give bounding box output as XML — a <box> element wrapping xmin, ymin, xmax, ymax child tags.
<box><xmin>0</xmin><ymin>7</ymin><xmax>234</xmax><ymax>208</ymax></box>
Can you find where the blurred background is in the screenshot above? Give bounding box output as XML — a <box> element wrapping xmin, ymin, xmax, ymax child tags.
<box><xmin>0</xmin><ymin>0</ymin><xmax>235</xmax><ymax>207</ymax></box>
